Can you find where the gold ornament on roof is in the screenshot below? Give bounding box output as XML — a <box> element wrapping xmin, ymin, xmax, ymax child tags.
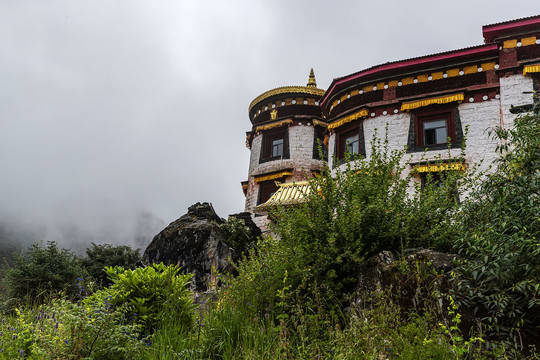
<box><xmin>270</xmin><ymin>109</ymin><xmax>278</xmax><ymax>119</ymax></box>
<box><xmin>307</xmin><ymin>68</ymin><xmax>317</xmax><ymax>88</ymax></box>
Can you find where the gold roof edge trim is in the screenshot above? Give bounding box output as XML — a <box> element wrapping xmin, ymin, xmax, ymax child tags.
<box><xmin>249</xmin><ymin>86</ymin><xmax>325</xmax><ymax>112</ymax></box>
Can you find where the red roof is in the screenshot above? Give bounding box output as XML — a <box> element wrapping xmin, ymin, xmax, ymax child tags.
<box><xmin>482</xmin><ymin>15</ymin><xmax>540</xmax><ymax>43</ymax></box>
<box><xmin>320</xmin><ymin>44</ymin><xmax>498</xmax><ymax>107</ymax></box>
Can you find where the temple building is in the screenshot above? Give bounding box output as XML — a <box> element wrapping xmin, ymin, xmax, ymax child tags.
<box><xmin>242</xmin><ymin>15</ymin><xmax>540</xmax><ymax>227</ymax></box>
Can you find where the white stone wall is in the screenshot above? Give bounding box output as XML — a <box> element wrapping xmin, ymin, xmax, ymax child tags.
<box><xmin>329</xmin><ymin>98</ymin><xmax>506</xmax><ymax>188</ymax></box>
<box><xmin>244</xmin><ymin>122</ymin><xmax>324</xmax><ymax>212</ymax></box>
<box><xmin>499</xmin><ymin>74</ymin><xmax>535</xmax><ymax>129</ymax></box>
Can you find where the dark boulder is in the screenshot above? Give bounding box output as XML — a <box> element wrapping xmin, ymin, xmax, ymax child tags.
<box><xmin>142</xmin><ymin>202</ymin><xmax>260</xmax><ymax>291</ymax></box>
<box><xmin>353</xmin><ymin>248</ymin><xmax>460</xmax><ymax>312</ymax></box>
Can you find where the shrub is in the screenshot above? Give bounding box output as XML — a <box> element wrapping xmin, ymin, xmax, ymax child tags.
<box><xmin>270</xmin><ymin>131</ymin><xmax>465</xmax><ymax>301</ymax></box>
<box><xmin>86</xmin><ymin>263</ymin><xmax>196</xmax><ymax>335</ymax></box>
<box><xmin>0</xmin><ymin>298</ymin><xmax>145</xmax><ymax>359</ymax></box>
<box><xmin>454</xmin><ymin>107</ymin><xmax>540</xmax><ymax>350</ymax></box>
<box><xmin>2</xmin><ymin>241</ymin><xmax>83</xmax><ymax>306</ymax></box>
<box><xmin>81</xmin><ymin>242</ymin><xmax>141</xmax><ymax>286</ymax></box>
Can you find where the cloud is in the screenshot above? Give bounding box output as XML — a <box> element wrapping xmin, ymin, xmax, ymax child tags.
<box><xmin>0</xmin><ymin>0</ymin><xmax>537</xmax><ymax>248</ymax></box>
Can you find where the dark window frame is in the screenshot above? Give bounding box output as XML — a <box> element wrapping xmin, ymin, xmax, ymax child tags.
<box><xmin>407</xmin><ymin>105</ymin><xmax>463</xmax><ymax>153</ymax></box>
<box><xmin>313</xmin><ymin>126</ymin><xmax>328</xmax><ymax>160</ymax></box>
<box><xmin>334</xmin><ymin>121</ymin><xmax>366</xmax><ymax>162</ymax></box>
<box><xmin>257</xmin><ymin>180</ymin><xmax>281</xmax><ymax>205</ymax></box>
<box><xmin>259</xmin><ymin>127</ymin><xmax>290</xmax><ymax>163</ymax></box>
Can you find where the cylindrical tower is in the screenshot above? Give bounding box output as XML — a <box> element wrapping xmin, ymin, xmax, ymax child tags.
<box><xmin>241</xmin><ymin>70</ymin><xmax>327</xmax><ymax>222</ymax></box>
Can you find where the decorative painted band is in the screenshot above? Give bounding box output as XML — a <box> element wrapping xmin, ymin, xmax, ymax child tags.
<box><xmin>413</xmin><ymin>162</ymin><xmax>465</xmax><ymax>173</ymax></box>
<box><xmin>254</xmin><ymin>119</ymin><xmax>293</xmax><ymax>132</ymax></box>
<box><xmin>401</xmin><ymin>93</ymin><xmax>464</xmax><ymax>111</ymax></box>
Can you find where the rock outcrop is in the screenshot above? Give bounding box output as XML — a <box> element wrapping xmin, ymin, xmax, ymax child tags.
<box><xmin>353</xmin><ymin>248</ymin><xmax>460</xmax><ymax>312</ymax></box>
<box><xmin>142</xmin><ymin>202</ymin><xmax>260</xmax><ymax>291</ymax></box>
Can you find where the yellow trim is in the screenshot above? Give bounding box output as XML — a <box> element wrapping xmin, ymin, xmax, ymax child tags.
<box><xmin>362</xmin><ymin>85</ymin><xmax>373</xmax><ymax>93</ymax></box>
<box><xmin>376</xmin><ymin>82</ymin><xmax>385</xmax><ymax>90</ymax></box>
<box><xmin>255</xmin><ymin>119</ymin><xmax>293</xmax><ymax>132</ymax></box>
<box><xmin>328</xmin><ymin>109</ymin><xmax>369</xmax><ymax>130</ymax></box>
<box><xmin>312</xmin><ymin>119</ymin><xmax>328</xmax><ymax>128</ymax></box>
<box><xmin>417</xmin><ymin>74</ymin><xmax>429</xmax><ymax>83</ymax></box>
<box><xmin>350</xmin><ymin>89</ymin><xmax>360</xmax><ymax>96</ymax></box>
<box><xmin>400</xmin><ymin>93</ymin><xmax>464</xmax><ymax>111</ymax></box>
<box><xmin>481</xmin><ymin>62</ymin><xmax>496</xmax><ymax>71</ymax></box>
<box><xmin>387</xmin><ymin>80</ymin><xmax>399</xmax><ymax>87</ymax></box>
<box><xmin>249</xmin><ymin>86</ymin><xmax>325</xmax><ymax>112</ymax></box>
<box><xmin>463</xmin><ymin>65</ymin><xmax>478</xmax><ymax>74</ymax></box>
<box><xmin>523</xmin><ymin>64</ymin><xmax>540</xmax><ymax>75</ymax></box>
<box><xmin>431</xmin><ymin>72</ymin><xmax>444</xmax><ymax>80</ymax></box>
<box><xmin>446</xmin><ymin>68</ymin><xmax>460</xmax><ymax>77</ymax></box>
<box><xmin>401</xmin><ymin>77</ymin><xmax>415</xmax><ymax>85</ymax></box>
<box><xmin>503</xmin><ymin>39</ymin><xmax>518</xmax><ymax>48</ymax></box>
<box><xmin>254</xmin><ymin>171</ymin><xmax>293</xmax><ymax>183</ymax></box>
<box><xmin>414</xmin><ymin>163</ymin><xmax>465</xmax><ymax>173</ymax></box>
<box><xmin>521</xmin><ymin>36</ymin><xmax>537</xmax><ymax>46</ymax></box>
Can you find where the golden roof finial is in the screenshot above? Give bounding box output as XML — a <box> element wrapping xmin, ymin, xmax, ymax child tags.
<box><xmin>307</xmin><ymin>68</ymin><xmax>317</xmax><ymax>88</ymax></box>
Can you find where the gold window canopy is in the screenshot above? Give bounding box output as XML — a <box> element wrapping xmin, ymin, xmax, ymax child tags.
<box><xmin>328</xmin><ymin>109</ymin><xmax>369</xmax><ymax>130</ymax></box>
<box><xmin>523</xmin><ymin>63</ymin><xmax>540</xmax><ymax>75</ymax></box>
<box><xmin>401</xmin><ymin>93</ymin><xmax>464</xmax><ymax>111</ymax></box>
<box><xmin>254</xmin><ymin>170</ymin><xmax>293</xmax><ymax>183</ymax></box>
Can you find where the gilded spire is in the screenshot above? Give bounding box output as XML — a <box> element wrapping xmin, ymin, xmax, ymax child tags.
<box><xmin>306</xmin><ymin>68</ymin><xmax>317</xmax><ymax>88</ymax></box>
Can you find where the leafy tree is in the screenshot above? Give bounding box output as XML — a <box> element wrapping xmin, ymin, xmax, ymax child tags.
<box><xmin>2</xmin><ymin>241</ymin><xmax>83</xmax><ymax>305</ymax></box>
<box><xmin>81</xmin><ymin>242</ymin><xmax>141</xmax><ymax>286</ymax></box>
<box><xmin>453</xmin><ymin>106</ymin><xmax>540</xmax><ymax>350</ymax></box>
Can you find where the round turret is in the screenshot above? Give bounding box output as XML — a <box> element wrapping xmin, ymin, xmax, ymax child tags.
<box><xmin>242</xmin><ymin>70</ymin><xmax>328</xmax><ymax>222</ymax></box>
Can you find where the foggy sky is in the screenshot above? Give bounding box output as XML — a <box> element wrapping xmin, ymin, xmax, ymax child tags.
<box><xmin>1</xmin><ymin>1</ymin><xmax>537</xmax><ymax>248</ymax></box>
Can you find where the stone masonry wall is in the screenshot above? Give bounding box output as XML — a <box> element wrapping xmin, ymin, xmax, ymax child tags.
<box><xmin>244</xmin><ymin>122</ymin><xmax>324</xmax><ymax>212</ymax></box>
<box><xmin>329</xmin><ymin>98</ymin><xmax>509</xmax><ymax>191</ymax></box>
<box><xmin>499</xmin><ymin>74</ymin><xmax>534</xmax><ymax>129</ymax></box>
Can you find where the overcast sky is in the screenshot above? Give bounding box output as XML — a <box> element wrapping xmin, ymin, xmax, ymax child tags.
<box><xmin>1</xmin><ymin>1</ymin><xmax>538</xmax><ymax>248</ymax></box>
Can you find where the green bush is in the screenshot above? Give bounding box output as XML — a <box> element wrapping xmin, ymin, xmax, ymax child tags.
<box><xmin>86</xmin><ymin>263</ymin><xmax>196</xmax><ymax>335</ymax></box>
<box><xmin>2</xmin><ymin>241</ymin><xmax>83</xmax><ymax>306</ymax></box>
<box><xmin>270</xmin><ymin>132</ymin><xmax>465</xmax><ymax>301</ymax></box>
<box><xmin>0</xmin><ymin>298</ymin><xmax>145</xmax><ymax>359</ymax></box>
<box><xmin>454</xmin><ymin>108</ymin><xmax>540</xmax><ymax>351</ymax></box>
<box><xmin>81</xmin><ymin>242</ymin><xmax>141</xmax><ymax>286</ymax></box>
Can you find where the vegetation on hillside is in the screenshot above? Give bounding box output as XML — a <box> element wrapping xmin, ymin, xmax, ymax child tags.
<box><xmin>0</xmin><ymin>108</ymin><xmax>539</xmax><ymax>358</ymax></box>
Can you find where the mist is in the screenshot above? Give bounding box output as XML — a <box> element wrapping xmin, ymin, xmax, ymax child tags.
<box><xmin>1</xmin><ymin>1</ymin><xmax>537</xmax><ymax>254</ymax></box>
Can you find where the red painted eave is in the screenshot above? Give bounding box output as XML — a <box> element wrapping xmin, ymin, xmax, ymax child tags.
<box><xmin>482</xmin><ymin>15</ymin><xmax>540</xmax><ymax>43</ymax></box>
<box><xmin>320</xmin><ymin>44</ymin><xmax>498</xmax><ymax>107</ymax></box>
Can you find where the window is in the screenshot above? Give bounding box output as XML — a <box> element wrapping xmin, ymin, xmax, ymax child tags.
<box><xmin>420</xmin><ymin>171</ymin><xmax>460</xmax><ymax>203</ymax></box>
<box><xmin>408</xmin><ymin>107</ymin><xmax>462</xmax><ymax>152</ymax></box>
<box><xmin>313</xmin><ymin>127</ymin><xmax>328</xmax><ymax>160</ymax></box>
<box><xmin>258</xmin><ymin>180</ymin><xmax>280</xmax><ymax>205</ymax></box>
<box><xmin>335</xmin><ymin>123</ymin><xmax>365</xmax><ymax>160</ymax></box>
<box><xmin>416</xmin><ymin>110</ymin><xmax>455</xmax><ymax>146</ymax></box>
<box><xmin>415</xmin><ymin>110</ymin><xmax>456</xmax><ymax>147</ymax></box>
<box><xmin>423</xmin><ymin>119</ymin><xmax>448</xmax><ymax>145</ymax></box>
<box><xmin>260</xmin><ymin>128</ymin><xmax>289</xmax><ymax>163</ymax></box>
<box><xmin>344</xmin><ymin>133</ymin><xmax>359</xmax><ymax>154</ymax></box>
<box><xmin>272</xmin><ymin>138</ymin><xmax>284</xmax><ymax>157</ymax></box>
